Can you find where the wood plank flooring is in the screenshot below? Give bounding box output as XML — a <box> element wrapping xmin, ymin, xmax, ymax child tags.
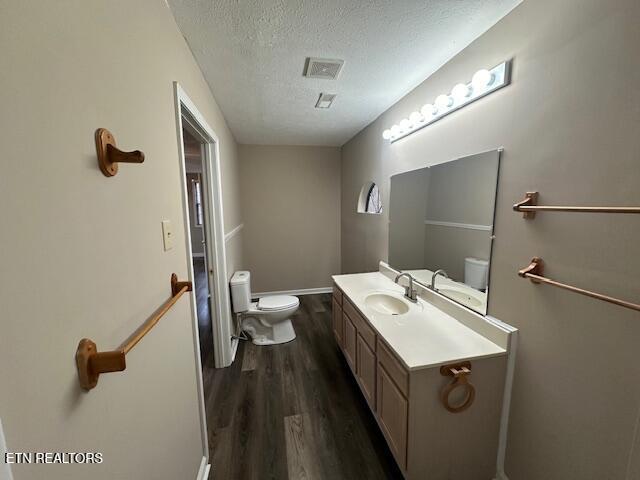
<box><xmin>193</xmin><ymin>261</ymin><xmax>402</xmax><ymax>479</ymax></box>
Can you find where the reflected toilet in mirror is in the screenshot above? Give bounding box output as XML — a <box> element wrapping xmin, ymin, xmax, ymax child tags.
<box><xmin>388</xmin><ymin>149</ymin><xmax>500</xmax><ymax>314</ymax></box>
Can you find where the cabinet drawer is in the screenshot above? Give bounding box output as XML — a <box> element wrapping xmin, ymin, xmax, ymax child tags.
<box><xmin>377</xmin><ymin>364</ymin><xmax>408</xmax><ymax>470</ymax></box>
<box><xmin>357</xmin><ymin>334</ymin><xmax>376</xmax><ymax>409</ymax></box>
<box><xmin>332</xmin><ymin>298</ymin><xmax>343</xmax><ymax>346</ymax></box>
<box><xmin>332</xmin><ymin>284</ymin><xmax>343</xmax><ymax>306</ymax></box>
<box><xmin>377</xmin><ymin>339</ymin><xmax>409</xmax><ymax>397</ymax></box>
<box><xmin>343</xmin><ymin>298</ymin><xmax>376</xmax><ymax>351</ymax></box>
<box><xmin>343</xmin><ymin>312</ymin><xmax>357</xmax><ymax>371</ymax></box>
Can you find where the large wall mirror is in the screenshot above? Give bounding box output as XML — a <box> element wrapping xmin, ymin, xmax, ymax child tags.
<box><xmin>388</xmin><ymin>149</ymin><xmax>500</xmax><ymax>314</ymax></box>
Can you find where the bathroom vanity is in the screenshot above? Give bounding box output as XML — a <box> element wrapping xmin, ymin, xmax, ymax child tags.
<box><xmin>332</xmin><ymin>264</ymin><xmax>512</xmax><ymax>480</ymax></box>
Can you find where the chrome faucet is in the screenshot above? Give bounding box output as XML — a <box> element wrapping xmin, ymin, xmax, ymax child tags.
<box><xmin>430</xmin><ymin>269</ymin><xmax>449</xmax><ymax>291</ymax></box>
<box><xmin>394</xmin><ymin>272</ymin><xmax>418</xmax><ymax>303</ymax></box>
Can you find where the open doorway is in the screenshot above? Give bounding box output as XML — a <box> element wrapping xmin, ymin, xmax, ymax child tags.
<box><xmin>182</xmin><ymin>128</ymin><xmax>214</xmax><ymax>366</ymax></box>
<box><xmin>174</xmin><ymin>82</ymin><xmax>236</xmax><ymax>475</ymax></box>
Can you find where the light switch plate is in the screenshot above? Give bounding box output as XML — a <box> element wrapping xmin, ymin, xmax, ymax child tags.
<box><xmin>161</xmin><ymin>220</ymin><xmax>174</xmax><ymax>251</ymax></box>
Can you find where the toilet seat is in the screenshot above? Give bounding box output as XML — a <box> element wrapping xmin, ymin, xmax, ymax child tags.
<box><xmin>257</xmin><ymin>295</ymin><xmax>299</xmax><ymax>312</ymax></box>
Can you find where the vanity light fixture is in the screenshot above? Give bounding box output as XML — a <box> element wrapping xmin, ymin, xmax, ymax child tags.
<box><xmin>382</xmin><ymin>60</ymin><xmax>511</xmax><ymax>143</ymax></box>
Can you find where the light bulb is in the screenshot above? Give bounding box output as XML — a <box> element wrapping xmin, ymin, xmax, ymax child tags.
<box><xmin>390</xmin><ymin>125</ymin><xmax>401</xmax><ymax>136</ymax></box>
<box><xmin>399</xmin><ymin>119</ymin><xmax>411</xmax><ymax>131</ymax></box>
<box><xmin>420</xmin><ymin>103</ymin><xmax>437</xmax><ymax>117</ymax></box>
<box><xmin>472</xmin><ymin>69</ymin><xmax>494</xmax><ymax>90</ymax></box>
<box><xmin>435</xmin><ymin>94</ymin><xmax>453</xmax><ymax>110</ymax></box>
<box><xmin>382</xmin><ymin>129</ymin><xmax>392</xmax><ymax>140</ymax></box>
<box><xmin>452</xmin><ymin>83</ymin><xmax>471</xmax><ymax>101</ymax></box>
<box><xmin>409</xmin><ymin>111</ymin><xmax>424</xmax><ymax>125</ymax></box>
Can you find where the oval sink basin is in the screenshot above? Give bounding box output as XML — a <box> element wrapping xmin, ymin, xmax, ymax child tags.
<box><xmin>438</xmin><ymin>288</ymin><xmax>483</xmax><ymax>309</ymax></box>
<box><xmin>364</xmin><ymin>293</ymin><xmax>410</xmax><ymax>316</ymax></box>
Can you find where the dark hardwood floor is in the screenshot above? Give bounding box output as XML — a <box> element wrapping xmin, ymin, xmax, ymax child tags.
<box><xmin>193</xmin><ymin>261</ymin><xmax>402</xmax><ymax>479</ymax></box>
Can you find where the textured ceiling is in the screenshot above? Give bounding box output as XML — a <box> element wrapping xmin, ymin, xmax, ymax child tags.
<box><xmin>168</xmin><ymin>0</ymin><xmax>522</xmax><ymax>146</ymax></box>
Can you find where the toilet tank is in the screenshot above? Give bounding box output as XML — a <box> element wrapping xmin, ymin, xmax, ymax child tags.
<box><xmin>230</xmin><ymin>271</ymin><xmax>252</xmax><ymax>312</ymax></box>
<box><xmin>464</xmin><ymin>257</ymin><xmax>489</xmax><ymax>291</ymax></box>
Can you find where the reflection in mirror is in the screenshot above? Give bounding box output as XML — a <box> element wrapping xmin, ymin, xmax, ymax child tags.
<box><xmin>388</xmin><ymin>150</ymin><xmax>500</xmax><ymax>314</ymax></box>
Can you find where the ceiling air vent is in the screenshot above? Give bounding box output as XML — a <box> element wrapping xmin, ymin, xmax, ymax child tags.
<box><xmin>315</xmin><ymin>93</ymin><xmax>336</xmax><ymax>109</ymax></box>
<box><xmin>304</xmin><ymin>57</ymin><xmax>344</xmax><ymax>80</ymax></box>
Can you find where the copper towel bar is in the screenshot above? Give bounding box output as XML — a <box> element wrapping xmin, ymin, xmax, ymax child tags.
<box><xmin>75</xmin><ymin>273</ymin><xmax>192</xmax><ymax>390</ymax></box>
<box><xmin>513</xmin><ymin>192</ymin><xmax>640</xmax><ymax>219</ymax></box>
<box><xmin>519</xmin><ymin>258</ymin><xmax>640</xmax><ymax>312</ymax></box>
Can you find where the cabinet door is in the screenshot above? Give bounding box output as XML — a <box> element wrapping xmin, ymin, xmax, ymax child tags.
<box><xmin>377</xmin><ymin>365</ymin><xmax>408</xmax><ymax>471</ymax></box>
<box><xmin>332</xmin><ymin>298</ymin><xmax>343</xmax><ymax>346</ymax></box>
<box><xmin>343</xmin><ymin>313</ymin><xmax>357</xmax><ymax>370</ymax></box>
<box><xmin>356</xmin><ymin>334</ymin><xmax>376</xmax><ymax>409</ymax></box>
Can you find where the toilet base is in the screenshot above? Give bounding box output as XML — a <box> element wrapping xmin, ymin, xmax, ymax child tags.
<box><xmin>242</xmin><ymin>317</ymin><xmax>296</xmax><ymax>346</ymax></box>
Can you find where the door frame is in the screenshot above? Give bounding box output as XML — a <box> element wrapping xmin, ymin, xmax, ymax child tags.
<box><xmin>173</xmin><ymin>82</ymin><xmax>235</xmax><ymax>460</ymax></box>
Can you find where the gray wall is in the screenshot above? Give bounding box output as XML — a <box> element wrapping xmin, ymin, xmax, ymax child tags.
<box><xmin>340</xmin><ymin>0</ymin><xmax>640</xmax><ymax>478</ymax></box>
<box><xmin>239</xmin><ymin>144</ymin><xmax>341</xmax><ymax>293</ymax></box>
<box><xmin>0</xmin><ymin>2</ymin><xmax>242</xmax><ymax>479</ymax></box>
<box><xmin>388</xmin><ymin>168</ymin><xmax>430</xmax><ymax>270</ymax></box>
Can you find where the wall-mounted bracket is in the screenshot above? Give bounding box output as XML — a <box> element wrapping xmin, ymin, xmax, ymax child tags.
<box><xmin>440</xmin><ymin>361</ymin><xmax>475</xmax><ymax>413</ymax></box>
<box><xmin>95</xmin><ymin>128</ymin><xmax>145</xmax><ymax>177</ymax></box>
<box><xmin>75</xmin><ymin>339</ymin><xmax>126</xmax><ymax>390</ymax></box>
<box><xmin>518</xmin><ymin>257</ymin><xmax>544</xmax><ymax>284</ymax></box>
<box><xmin>512</xmin><ymin>191</ymin><xmax>539</xmax><ymax>219</ymax></box>
<box><xmin>171</xmin><ymin>272</ymin><xmax>193</xmax><ymax>296</ymax></box>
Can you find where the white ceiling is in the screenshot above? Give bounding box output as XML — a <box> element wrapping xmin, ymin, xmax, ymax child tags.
<box><xmin>168</xmin><ymin>0</ymin><xmax>521</xmax><ymax>146</ymax></box>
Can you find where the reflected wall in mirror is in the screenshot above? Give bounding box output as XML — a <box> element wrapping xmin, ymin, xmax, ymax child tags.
<box><xmin>388</xmin><ymin>149</ymin><xmax>500</xmax><ymax>314</ymax></box>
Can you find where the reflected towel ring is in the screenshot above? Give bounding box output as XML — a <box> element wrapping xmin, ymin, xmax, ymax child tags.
<box><xmin>440</xmin><ymin>362</ymin><xmax>476</xmax><ymax>413</ymax></box>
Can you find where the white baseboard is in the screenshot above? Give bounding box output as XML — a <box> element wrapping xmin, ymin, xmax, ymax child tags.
<box><xmin>196</xmin><ymin>456</ymin><xmax>210</xmax><ymax>480</ymax></box>
<box><xmin>253</xmin><ymin>286</ymin><xmax>333</xmax><ymax>298</ymax></box>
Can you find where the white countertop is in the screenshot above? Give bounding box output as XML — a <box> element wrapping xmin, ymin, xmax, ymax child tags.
<box><xmin>332</xmin><ymin>272</ymin><xmax>506</xmax><ymax>371</ymax></box>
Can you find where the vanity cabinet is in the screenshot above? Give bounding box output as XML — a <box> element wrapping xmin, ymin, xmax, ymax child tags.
<box><xmin>343</xmin><ymin>312</ymin><xmax>357</xmax><ymax>369</ymax></box>
<box><xmin>377</xmin><ymin>362</ymin><xmax>408</xmax><ymax>469</ymax></box>
<box><xmin>332</xmin><ymin>286</ymin><xmax>343</xmax><ymax>345</ymax></box>
<box><xmin>332</xmin><ymin>297</ymin><xmax>342</xmax><ymax>345</ymax></box>
<box><xmin>356</xmin><ymin>334</ymin><xmax>376</xmax><ymax>408</ymax></box>
<box><xmin>331</xmin><ymin>281</ymin><xmax>508</xmax><ymax>480</ymax></box>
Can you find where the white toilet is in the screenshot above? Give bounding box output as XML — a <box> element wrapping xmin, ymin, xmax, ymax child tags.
<box><xmin>230</xmin><ymin>271</ymin><xmax>299</xmax><ymax>345</ymax></box>
<box><xmin>464</xmin><ymin>257</ymin><xmax>489</xmax><ymax>291</ymax></box>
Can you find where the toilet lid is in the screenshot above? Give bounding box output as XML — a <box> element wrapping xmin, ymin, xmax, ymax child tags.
<box><xmin>257</xmin><ymin>295</ymin><xmax>299</xmax><ymax>311</ymax></box>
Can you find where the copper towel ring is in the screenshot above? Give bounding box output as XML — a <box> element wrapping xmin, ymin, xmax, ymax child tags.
<box><xmin>440</xmin><ymin>362</ymin><xmax>476</xmax><ymax>413</ymax></box>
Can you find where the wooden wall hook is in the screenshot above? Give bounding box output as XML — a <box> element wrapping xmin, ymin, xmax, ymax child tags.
<box><xmin>95</xmin><ymin>128</ymin><xmax>145</xmax><ymax>177</ymax></box>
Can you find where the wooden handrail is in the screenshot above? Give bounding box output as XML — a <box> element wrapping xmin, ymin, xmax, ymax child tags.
<box><xmin>518</xmin><ymin>257</ymin><xmax>640</xmax><ymax>312</ymax></box>
<box><xmin>513</xmin><ymin>192</ymin><xmax>640</xmax><ymax>219</ymax></box>
<box><xmin>75</xmin><ymin>273</ymin><xmax>192</xmax><ymax>390</ymax></box>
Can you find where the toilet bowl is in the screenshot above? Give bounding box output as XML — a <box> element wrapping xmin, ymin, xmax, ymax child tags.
<box><xmin>230</xmin><ymin>271</ymin><xmax>299</xmax><ymax>345</ymax></box>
